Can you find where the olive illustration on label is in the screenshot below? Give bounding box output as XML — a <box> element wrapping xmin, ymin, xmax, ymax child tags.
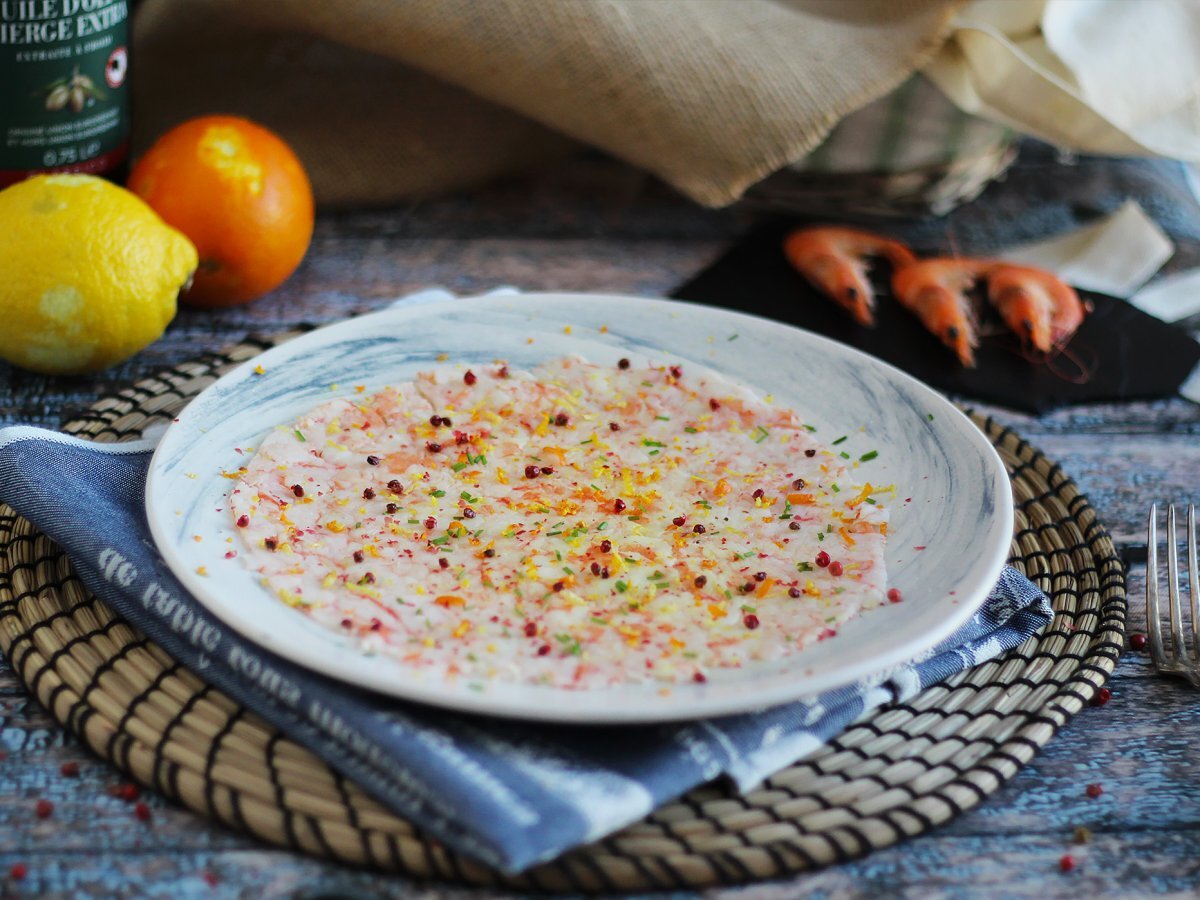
<box><xmin>40</xmin><ymin>67</ymin><xmax>106</xmax><ymax>114</ymax></box>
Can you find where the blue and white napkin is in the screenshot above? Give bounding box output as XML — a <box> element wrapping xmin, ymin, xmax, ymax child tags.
<box><xmin>0</xmin><ymin>424</ymin><xmax>1051</xmax><ymax>873</ymax></box>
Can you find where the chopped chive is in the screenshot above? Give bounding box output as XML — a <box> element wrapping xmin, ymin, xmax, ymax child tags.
<box><xmin>597</xmin><ymin>521</ymin><xmax>608</xmax><ymax>531</ymax></box>
<box><xmin>451</xmin><ymin>461</ymin><xmax>469</xmax><ymax>472</ymax></box>
<box><xmin>740</xmin><ymin>604</ymin><xmax>756</xmax><ymax>613</ymax></box>
<box><xmin>796</xmin><ymin>561</ymin><xmax>813</xmax><ymax>572</ymax></box>
<box><xmin>684</xmin><ymin>426</ymin><xmax>698</xmax><ymax>434</ymax></box>
<box><xmin>430</xmin><ymin>536</ymin><xmax>450</xmax><ymax>546</ymax></box>
<box><xmin>832</xmin><ymin>435</ymin><xmax>848</xmax><ymax>445</ymax></box>
<box><xmin>831</xmin><ymin>484</ymin><xmax>840</xmax><ymax>493</ymax></box>
<box><xmin>655</xmin><ymin>415</ymin><xmax>670</xmax><ymax>421</ymax></box>
<box><xmin>840</xmin><ymin>451</ymin><xmax>850</xmax><ymax>459</ymax></box>
<box><xmin>727</xmin><ymin>333</ymin><xmax>739</xmax><ymax>341</ymax></box>
<box><xmin>860</xmin><ymin>450</ymin><xmax>878</xmax><ymax>462</ymax></box>
<box><xmin>752</xmin><ymin>426</ymin><xmax>770</xmax><ymax>443</ymax></box>
<box><xmin>927</xmin><ymin>413</ymin><xmax>935</xmax><ymax>421</ymax></box>
<box><xmin>642</xmin><ymin>439</ymin><xmax>666</xmax><ymax>448</ymax></box>
<box><xmin>865</xmin><ymin>497</ymin><xmax>877</xmax><ymax>505</ymax></box>
<box><xmin>590</xmin><ymin>617</ymin><xmax>609</xmax><ymax>626</ymax></box>
<box><xmin>615</xmin><ymin>580</ymin><xmax>628</xmax><ymax>593</ymax></box>
<box><xmin>293</xmin><ymin>429</ymin><xmax>306</xmax><ymax>442</ymax></box>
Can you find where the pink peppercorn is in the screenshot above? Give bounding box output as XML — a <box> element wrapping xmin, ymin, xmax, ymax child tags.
<box><xmin>35</xmin><ymin>799</ymin><xmax>53</xmax><ymax>819</ymax></box>
<box><xmin>788</xmin><ymin>521</ymin><xmax>800</xmax><ymax>531</ymax></box>
<box><xmin>694</xmin><ymin>575</ymin><xmax>707</xmax><ymax>588</ymax></box>
<box><xmin>600</xmin><ymin>540</ymin><xmax>612</xmax><ymax>553</ymax></box>
<box><xmin>539</xmin><ymin>466</ymin><xmax>553</xmax><ymax>476</ymax></box>
<box><xmin>815</xmin><ymin>551</ymin><xmax>830</xmax><ymax>567</ymax></box>
<box><xmin>366</xmin><ymin>455</ymin><xmax>381</xmax><ymax>466</ymax></box>
<box><xmin>9</xmin><ymin>863</ymin><xmax>27</xmax><ymax>881</ymax></box>
<box><xmin>116</xmin><ymin>783</ymin><xmax>140</xmax><ymax>802</ymax></box>
<box><xmin>1086</xmin><ymin>783</ymin><xmax>1103</xmax><ymax>798</ymax></box>
<box><xmin>693</xmin><ymin>672</ymin><xmax>707</xmax><ymax>683</ymax></box>
<box><xmin>693</xmin><ymin>524</ymin><xmax>706</xmax><ymax>534</ymax></box>
<box><xmin>236</xmin><ymin>515</ymin><xmax>249</xmax><ymax>528</ymax></box>
<box><xmin>709</xmin><ymin>399</ymin><xmax>720</xmax><ymax>411</ymax></box>
<box><xmin>463</xmin><ymin>508</ymin><xmax>476</xmax><ymax>518</ymax></box>
<box><xmin>426</xmin><ymin>441</ymin><xmax>443</xmax><ymax>453</ymax></box>
<box><xmin>754</xmin><ymin>571</ymin><xmax>767</xmax><ymax>582</ymax></box>
<box><xmin>1130</xmin><ymin>633</ymin><xmax>1147</xmax><ymax>650</ymax></box>
<box><xmin>788</xmin><ymin>587</ymin><xmax>801</xmax><ymax>598</ymax></box>
<box><xmin>1092</xmin><ymin>687</ymin><xmax>1112</xmax><ymax>707</ymax></box>
<box><xmin>538</xmin><ymin>644</ymin><xmax>551</xmax><ymax>656</ymax></box>
<box><xmin>614</xmin><ymin>499</ymin><xmax>626</xmax><ymax>513</ymax></box>
<box><xmin>134</xmin><ymin>801</ymin><xmax>151</xmax><ymax>822</ymax></box>
<box><xmin>591</xmin><ymin>562</ymin><xmax>602</xmax><ymax>576</ymax></box>
<box><xmin>743</xmin><ymin>614</ymin><xmax>760</xmax><ymax>630</ymax></box>
<box><xmin>673</xmin><ymin>516</ymin><xmax>686</xmax><ymax>527</ymax></box>
<box><xmin>464</xmin><ymin>370</ymin><xmax>477</xmax><ymax>385</ymax></box>
<box><xmin>60</xmin><ymin>761</ymin><xmax>80</xmax><ymax>778</ymax></box>
<box><xmin>752</xmin><ymin>488</ymin><xmax>764</xmax><ymax>499</ymax></box>
<box><xmin>552</xmin><ymin>581</ymin><xmax>565</xmax><ymax>592</ymax></box>
<box><xmin>353</xmin><ymin>550</ymin><xmax>364</xmax><ymax>563</ymax></box>
<box><xmin>669</xmin><ymin>365</ymin><xmax>683</xmax><ymax>379</ymax></box>
<box><xmin>388</xmin><ymin>479</ymin><xmax>404</xmax><ymax>493</ymax></box>
<box><xmin>524</xmin><ymin>622</ymin><xmax>537</xmax><ymax>637</ymax></box>
<box><xmin>362</xmin><ymin>487</ymin><xmax>375</xmax><ymax>500</ymax></box>
<box><xmin>424</xmin><ymin>517</ymin><xmax>436</xmax><ymax>530</ymax></box>
<box><xmin>887</xmin><ymin>588</ymin><xmax>902</xmax><ymax>603</ymax></box>
<box><xmin>524</xmin><ymin>465</ymin><xmax>540</xmax><ymax>479</ymax></box>
<box><xmin>829</xmin><ymin>561</ymin><xmax>843</xmax><ymax>577</ymax></box>
<box><xmin>1059</xmin><ymin>855</ymin><xmax>1076</xmax><ymax>872</ymax></box>
<box><xmin>609</xmin><ymin>422</ymin><xmax>621</xmax><ymax>431</ymax></box>
<box><xmin>438</xmin><ymin>557</ymin><xmax>449</xmax><ymax>569</ymax></box>
<box><xmin>618</xmin><ymin>358</ymin><xmax>630</xmax><ymax>370</ymax></box>
<box><xmin>804</xmin><ymin>448</ymin><xmax>816</xmax><ymax>458</ymax></box>
<box><xmin>554</xmin><ymin>412</ymin><xmax>569</xmax><ymax>426</ymax></box>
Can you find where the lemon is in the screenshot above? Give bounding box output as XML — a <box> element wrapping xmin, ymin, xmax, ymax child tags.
<box><xmin>0</xmin><ymin>174</ymin><xmax>198</xmax><ymax>375</ymax></box>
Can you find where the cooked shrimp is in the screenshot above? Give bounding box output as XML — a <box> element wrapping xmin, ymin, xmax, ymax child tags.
<box><xmin>890</xmin><ymin>258</ymin><xmax>996</xmax><ymax>367</ymax></box>
<box><xmin>784</xmin><ymin>226</ymin><xmax>916</xmax><ymax>327</ymax></box>
<box><xmin>986</xmin><ymin>264</ymin><xmax>1090</xmax><ymax>354</ymax></box>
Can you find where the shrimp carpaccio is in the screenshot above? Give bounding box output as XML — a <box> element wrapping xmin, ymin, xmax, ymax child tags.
<box><xmin>228</xmin><ymin>357</ymin><xmax>892</xmax><ymax>689</ymax></box>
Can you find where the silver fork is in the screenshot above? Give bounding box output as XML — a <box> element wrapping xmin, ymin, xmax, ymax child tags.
<box><xmin>1147</xmin><ymin>503</ymin><xmax>1200</xmax><ymax>686</ymax></box>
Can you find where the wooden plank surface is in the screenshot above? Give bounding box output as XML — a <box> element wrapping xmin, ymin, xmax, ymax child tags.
<box><xmin>3</xmin><ymin>146</ymin><xmax>1200</xmax><ymax>898</ymax></box>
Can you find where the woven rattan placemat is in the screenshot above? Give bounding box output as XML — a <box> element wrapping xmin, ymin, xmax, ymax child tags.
<box><xmin>0</xmin><ymin>332</ymin><xmax>1126</xmax><ymax>892</ymax></box>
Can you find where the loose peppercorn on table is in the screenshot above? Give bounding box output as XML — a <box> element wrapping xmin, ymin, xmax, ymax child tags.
<box><xmin>3</xmin><ymin>145</ymin><xmax>1200</xmax><ymax>896</ymax></box>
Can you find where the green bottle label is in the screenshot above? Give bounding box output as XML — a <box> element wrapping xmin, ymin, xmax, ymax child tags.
<box><xmin>0</xmin><ymin>0</ymin><xmax>130</xmax><ymax>182</ymax></box>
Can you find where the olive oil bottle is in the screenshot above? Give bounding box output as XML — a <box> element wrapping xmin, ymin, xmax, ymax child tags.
<box><xmin>0</xmin><ymin>0</ymin><xmax>130</xmax><ymax>186</ymax></box>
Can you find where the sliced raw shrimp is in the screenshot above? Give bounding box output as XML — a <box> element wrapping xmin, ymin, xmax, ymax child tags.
<box><xmin>783</xmin><ymin>226</ymin><xmax>916</xmax><ymax>327</ymax></box>
<box><xmin>891</xmin><ymin>258</ymin><xmax>996</xmax><ymax>367</ymax></box>
<box><xmin>986</xmin><ymin>264</ymin><xmax>1091</xmax><ymax>354</ymax></box>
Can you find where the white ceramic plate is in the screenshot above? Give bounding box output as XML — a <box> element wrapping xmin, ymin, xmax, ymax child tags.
<box><xmin>146</xmin><ymin>292</ymin><xmax>1013</xmax><ymax>723</ymax></box>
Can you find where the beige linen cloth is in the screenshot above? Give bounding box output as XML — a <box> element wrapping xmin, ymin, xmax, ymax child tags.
<box><xmin>133</xmin><ymin>0</ymin><xmax>1200</xmax><ymax>209</ymax></box>
<box><xmin>132</xmin><ymin>0</ymin><xmax>964</xmax><ymax>208</ymax></box>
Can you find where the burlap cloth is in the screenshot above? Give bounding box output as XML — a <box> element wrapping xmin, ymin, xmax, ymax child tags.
<box><xmin>132</xmin><ymin>0</ymin><xmax>964</xmax><ymax>209</ymax></box>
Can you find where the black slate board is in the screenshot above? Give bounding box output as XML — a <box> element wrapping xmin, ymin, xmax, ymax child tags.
<box><xmin>671</xmin><ymin>220</ymin><xmax>1200</xmax><ymax>414</ymax></box>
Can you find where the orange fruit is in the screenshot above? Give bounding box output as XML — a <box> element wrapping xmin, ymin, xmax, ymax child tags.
<box><xmin>127</xmin><ymin>115</ymin><xmax>313</xmax><ymax>307</ymax></box>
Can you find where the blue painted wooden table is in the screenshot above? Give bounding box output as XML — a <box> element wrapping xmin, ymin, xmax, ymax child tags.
<box><xmin>3</xmin><ymin>146</ymin><xmax>1200</xmax><ymax>897</ymax></box>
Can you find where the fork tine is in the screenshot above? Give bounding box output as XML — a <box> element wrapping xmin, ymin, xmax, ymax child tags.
<box><xmin>1168</xmin><ymin>504</ymin><xmax>1186</xmax><ymax>661</ymax></box>
<box><xmin>1190</xmin><ymin>505</ymin><xmax>1199</xmax><ymax>661</ymax></box>
<box><xmin>1148</xmin><ymin>504</ymin><xmax>1169</xmax><ymax>669</ymax></box>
